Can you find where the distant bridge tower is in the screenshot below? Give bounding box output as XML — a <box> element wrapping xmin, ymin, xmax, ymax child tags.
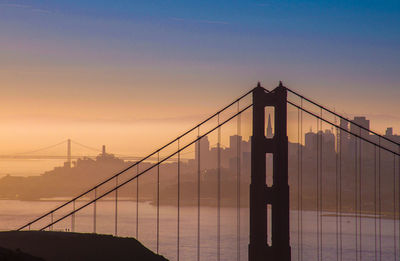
<box><xmin>249</xmin><ymin>82</ymin><xmax>290</xmax><ymax>261</ymax></box>
<box><xmin>67</xmin><ymin>139</ymin><xmax>71</xmax><ymax>167</ymax></box>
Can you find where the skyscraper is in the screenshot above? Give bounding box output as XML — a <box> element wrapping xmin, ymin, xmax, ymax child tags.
<box><xmin>195</xmin><ymin>135</ymin><xmax>210</xmax><ymax>161</ymax></box>
<box><xmin>350</xmin><ymin>116</ymin><xmax>370</xmax><ymax>138</ymax></box>
<box><xmin>266</xmin><ymin>114</ymin><xmax>273</xmax><ymax>138</ymax></box>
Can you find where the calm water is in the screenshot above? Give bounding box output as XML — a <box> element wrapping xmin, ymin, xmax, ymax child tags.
<box><xmin>0</xmin><ymin>200</ymin><xmax>398</xmax><ymax>261</ymax></box>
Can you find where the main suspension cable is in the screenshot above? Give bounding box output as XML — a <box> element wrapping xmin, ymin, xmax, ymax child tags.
<box><xmin>18</xmin><ymin>89</ymin><xmax>254</xmax><ymax>231</ymax></box>
<box><xmin>286</xmin><ymin>100</ymin><xmax>400</xmax><ymax>156</ymax></box>
<box><xmin>285</xmin><ymin>87</ymin><xmax>400</xmax><ymax>147</ymax></box>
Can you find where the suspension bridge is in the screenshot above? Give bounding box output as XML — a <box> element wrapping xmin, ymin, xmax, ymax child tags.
<box><xmin>0</xmin><ymin>139</ymin><xmax>176</xmax><ymax>162</ymax></box>
<box><xmin>6</xmin><ymin>82</ymin><xmax>400</xmax><ymax>261</ymax></box>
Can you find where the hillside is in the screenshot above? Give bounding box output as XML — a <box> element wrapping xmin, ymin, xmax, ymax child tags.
<box><xmin>0</xmin><ymin>231</ymin><xmax>168</xmax><ymax>261</ymax></box>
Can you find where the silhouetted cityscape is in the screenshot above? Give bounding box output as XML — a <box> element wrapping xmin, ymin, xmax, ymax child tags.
<box><xmin>0</xmin><ymin>114</ymin><xmax>397</xmax><ymax>215</ymax></box>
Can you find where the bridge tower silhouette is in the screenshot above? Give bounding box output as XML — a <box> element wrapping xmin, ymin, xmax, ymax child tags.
<box><xmin>250</xmin><ymin>82</ymin><xmax>290</xmax><ymax>261</ymax></box>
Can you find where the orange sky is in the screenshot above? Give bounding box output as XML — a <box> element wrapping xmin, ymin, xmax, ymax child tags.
<box><xmin>0</xmin><ymin>1</ymin><xmax>399</xmax><ymax>159</ymax></box>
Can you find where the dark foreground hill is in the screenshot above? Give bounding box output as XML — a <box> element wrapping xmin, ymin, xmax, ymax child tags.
<box><xmin>0</xmin><ymin>231</ymin><xmax>168</xmax><ymax>261</ymax></box>
<box><xmin>0</xmin><ymin>246</ymin><xmax>44</xmax><ymax>261</ymax></box>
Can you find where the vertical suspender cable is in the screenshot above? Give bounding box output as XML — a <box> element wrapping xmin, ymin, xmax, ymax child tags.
<box><xmin>157</xmin><ymin>152</ymin><xmax>160</xmax><ymax>254</ymax></box>
<box><xmin>354</xmin><ymin>132</ymin><xmax>358</xmax><ymax>260</ymax></box>
<box><xmin>94</xmin><ymin>188</ymin><xmax>97</xmax><ymax>234</ymax></box>
<box><xmin>197</xmin><ymin>127</ymin><xmax>201</xmax><ymax>261</ymax></box>
<box><xmin>319</xmin><ymin>108</ymin><xmax>323</xmax><ymax>261</ymax></box>
<box><xmin>136</xmin><ymin>164</ymin><xmax>139</xmax><ymax>239</ymax></box>
<box><xmin>359</xmin><ymin>129</ymin><xmax>362</xmax><ymax>261</ymax></box>
<box><xmin>393</xmin><ymin>153</ymin><xmax>396</xmax><ymax>260</ymax></box>
<box><xmin>297</xmin><ymin>106</ymin><xmax>301</xmax><ymax>261</ymax></box>
<box><xmin>316</xmin><ymin>109</ymin><xmax>323</xmax><ymax>261</ymax></box>
<box><xmin>374</xmin><ymin>146</ymin><xmax>377</xmax><ymax>261</ymax></box>
<box><xmin>317</xmin><ymin>117</ymin><xmax>320</xmax><ymax>261</ymax></box>
<box><xmin>300</xmin><ymin>99</ymin><xmax>304</xmax><ymax>261</ymax></box>
<box><xmin>398</xmin><ymin>146</ymin><xmax>400</xmax><ymax>259</ymax></box>
<box><xmin>177</xmin><ymin>139</ymin><xmax>180</xmax><ymax>261</ymax></box>
<box><xmin>379</xmin><ymin>138</ymin><xmax>382</xmax><ymax>261</ymax></box>
<box><xmin>398</xmin><ymin>146</ymin><xmax>400</xmax><ymax>260</ymax></box>
<box><xmin>236</xmin><ymin>102</ymin><xmax>241</xmax><ymax>261</ymax></box>
<box><xmin>339</xmin><ymin>122</ymin><xmax>343</xmax><ymax>261</ymax></box>
<box><xmin>217</xmin><ymin>114</ymin><xmax>221</xmax><ymax>261</ymax></box>
<box><xmin>335</xmin><ymin>120</ymin><xmax>339</xmax><ymax>261</ymax></box>
<box><xmin>115</xmin><ymin>176</ymin><xmax>118</xmax><ymax>236</ymax></box>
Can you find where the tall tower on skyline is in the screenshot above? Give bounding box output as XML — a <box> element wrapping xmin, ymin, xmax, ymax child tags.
<box><xmin>351</xmin><ymin>116</ymin><xmax>370</xmax><ymax>138</ymax></box>
<box><xmin>266</xmin><ymin>114</ymin><xmax>273</xmax><ymax>138</ymax></box>
<box><xmin>67</xmin><ymin>139</ymin><xmax>71</xmax><ymax>168</ymax></box>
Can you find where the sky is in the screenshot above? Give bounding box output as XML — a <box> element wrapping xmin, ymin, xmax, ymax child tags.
<box><xmin>0</xmin><ymin>0</ymin><xmax>399</xmax><ymax>157</ymax></box>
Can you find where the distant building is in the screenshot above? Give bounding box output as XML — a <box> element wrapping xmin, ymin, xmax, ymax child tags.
<box><xmin>323</xmin><ymin>129</ymin><xmax>335</xmax><ymax>155</ymax></box>
<box><xmin>195</xmin><ymin>136</ymin><xmax>210</xmax><ymax>159</ymax></box>
<box><xmin>266</xmin><ymin>114</ymin><xmax>273</xmax><ymax>138</ymax></box>
<box><xmin>229</xmin><ymin>135</ymin><xmax>242</xmax><ymax>153</ymax></box>
<box><xmin>384</xmin><ymin>127</ymin><xmax>400</xmax><ymax>150</ymax></box>
<box><xmin>339</xmin><ymin>118</ymin><xmax>349</xmax><ymax>141</ymax></box>
<box><xmin>304</xmin><ymin>129</ymin><xmax>335</xmax><ymax>155</ymax></box>
<box><xmin>350</xmin><ymin>116</ymin><xmax>370</xmax><ymax>138</ymax></box>
<box><xmin>305</xmin><ymin>130</ymin><xmax>317</xmax><ymax>152</ymax></box>
<box><xmin>386</xmin><ymin>127</ymin><xmax>393</xmax><ymax>136</ymax></box>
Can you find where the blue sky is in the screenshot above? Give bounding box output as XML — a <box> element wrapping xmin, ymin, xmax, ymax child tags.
<box><xmin>0</xmin><ymin>0</ymin><xmax>399</xmax><ymax>153</ymax></box>
<box><xmin>2</xmin><ymin>0</ymin><xmax>399</xmax><ymax>87</ymax></box>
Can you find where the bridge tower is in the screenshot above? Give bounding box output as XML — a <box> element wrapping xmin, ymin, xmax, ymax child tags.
<box><xmin>249</xmin><ymin>82</ymin><xmax>290</xmax><ymax>261</ymax></box>
<box><xmin>67</xmin><ymin>139</ymin><xmax>71</xmax><ymax>167</ymax></box>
